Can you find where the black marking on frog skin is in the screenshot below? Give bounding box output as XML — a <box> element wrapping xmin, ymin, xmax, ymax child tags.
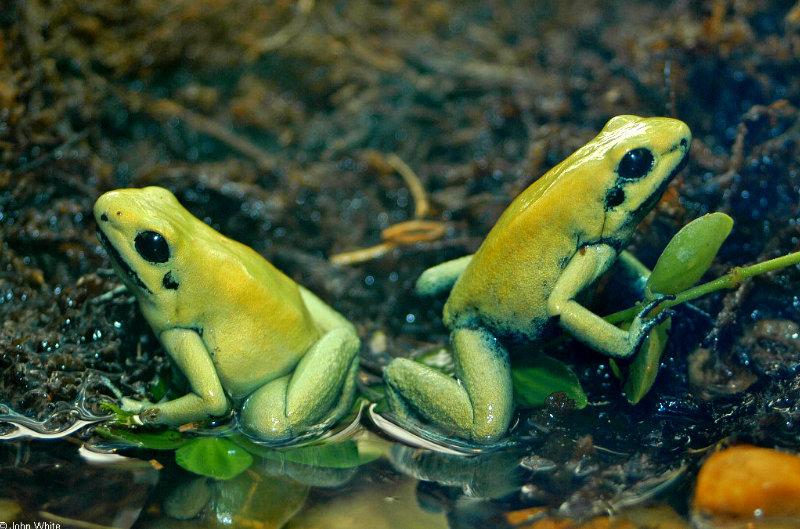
<box><xmin>96</xmin><ymin>228</ymin><xmax>153</xmax><ymax>294</ymax></box>
<box><xmin>453</xmin><ymin>325</ymin><xmax>511</xmax><ymax>367</ymax></box>
<box><xmin>605</xmin><ymin>185</ymin><xmax>625</xmax><ymax>210</ymax></box>
<box><xmin>162</xmin><ymin>271</ymin><xmax>179</xmax><ymax>290</ymax></box>
<box><xmin>480</xmin><ymin>313</ymin><xmax>551</xmax><ymax>345</ymax></box>
<box><xmin>603</xmin><ymin>237</ymin><xmax>625</xmax><ymax>253</ymax></box>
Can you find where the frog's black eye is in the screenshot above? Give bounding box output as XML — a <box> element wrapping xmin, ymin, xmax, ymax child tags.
<box><xmin>617</xmin><ymin>148</ymin><xmax>654</xmax><ymax>180</ymax></box>
<box><xmin>135</xmin><ymin>231</ymin><xmax>170</xmax><ymax>263</ymax></box>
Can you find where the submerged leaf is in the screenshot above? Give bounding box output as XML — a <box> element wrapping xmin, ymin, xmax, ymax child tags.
<box><xmin>512</xmin><ymin>354</ymin><xmax>587</xmax><ymax>409</ymax></box>
<box><xmin>263</xmin><ymin>440</ymin><xmax>379</xmax><ymax>469</ymax></box>
<box><xmin>96</xmin><ymin>426</ymin><xmax>188</xmax><ymax>450</ymax></box>
<box><xmin>647</xmin><ymin>212</ymin><xmax>733</xmax><ymax>296</ymax></box>
<box><xmin>175</xmin><ymin>437</ymin><xmax>253</xmax><ymax>479</ymax></box>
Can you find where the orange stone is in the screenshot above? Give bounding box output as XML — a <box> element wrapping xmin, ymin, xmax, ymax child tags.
<box><xmin>694</xmin><ymin>444</ymin><xmax>800</xmax><ymax>517</ymax></box>
<box><xmin>508</xmin><ymin>506</ymin><xmax>686</xmax><ymax>529</ymax></box>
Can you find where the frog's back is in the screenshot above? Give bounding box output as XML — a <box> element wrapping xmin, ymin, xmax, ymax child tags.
<box><xmin>192</xmin><ymin>228</ymin><xmax>321</xmax><ymax>397</ymax></box>
<box><xmin>443</xmin><ymin>155</ymin><xmax>605</xmax><ymax>340</ymax></box>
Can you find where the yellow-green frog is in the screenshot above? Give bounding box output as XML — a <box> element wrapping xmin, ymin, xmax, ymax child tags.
<box><xmin>94</xmin><ymin>186</ymin><xmax>360</xmax><ymax>443</ymax></box>
<box><xmin>384</xmin><ymin>115</ymin><xmax>691</xmax><ymax>444</ymax></box>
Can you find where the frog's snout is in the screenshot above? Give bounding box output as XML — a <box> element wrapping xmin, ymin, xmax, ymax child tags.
<box><xmin>672</xmin><ymin>120</ymin><xmax>692</xmax><ymax>152</ymax></box>
<box><xmin>93</xmin><ymin>191</ymin><xmax>118</xmax><ymax>227</ymax></box>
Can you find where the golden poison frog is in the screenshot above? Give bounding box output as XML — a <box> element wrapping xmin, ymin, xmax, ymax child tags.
<box><xmin>384</xmin><ymin>115</ymin><xmax>691</xmax><ymax>443</ymax></box>
<box><xmin>95</xmin><ymin>186</ymin><xmax>360</xmax><ymax>443</ymax></box>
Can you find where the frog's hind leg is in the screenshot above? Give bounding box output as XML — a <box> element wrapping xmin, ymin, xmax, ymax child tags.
<box><xmin>240</xmin><ymin>326</ymin><xmax>360</xmax><ymax>442</ymax></box>
<box><xmin>384</xmin><ymin>326</ymin><xmax>514</xmax><ymax>443</ymax></box>
<box><xmin>384</xmin><ymin>358</ymin><xmax>474</xmax><ymax>437</ymax></box>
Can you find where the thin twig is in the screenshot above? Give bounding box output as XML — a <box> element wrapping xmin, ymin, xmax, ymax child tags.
<box><xmin>329</xmin><ymin>241</ymin><xmax>395</xmax><ymax>266</ymax></box>
<box><xmin>329</xmin><ymin>152</ymin><xmax>447</xmax><ymax>265</ymax></box>
<box><xmin>386</xmin><ymin>153</ymin><xmax>429</xmax><ymax>219</ymax></box>
<box><xmin>12</xmin><ymin>129</ymin><xmax>91</xmax><ymax>175</ymax></box>
<box><xmin>89</xmin><ymin>68</ymin><xmax>279</xmax><ymax>173</ymax></box>
<box><xmin>254</xmin><ymin>0</ymin><xmax>314</xmax><ymax>54</ymax></box>
<box><xmin>716</xmin><ymin>121</ymin><xmax>746</xmax><ymax>186</ymax></box>
<box><xmin>381</xmin><ymin>220</ymin><xmax>446</xmax><ymax>244</ymax></box>
<box><xmin>143</xmin><ymin>97</ymin><xmax>277</xmax><ymax>172</ymax></box>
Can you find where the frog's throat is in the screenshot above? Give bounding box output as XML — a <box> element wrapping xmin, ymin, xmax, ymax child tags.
<box><xmin>96</xmin><ymin>228</ymin><xmax>153</xmax><ymax>294</ymax></box>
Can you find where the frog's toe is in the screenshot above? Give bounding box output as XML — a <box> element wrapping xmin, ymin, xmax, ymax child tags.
<box><xmin>640</xmin><ymin>294</ymin><xmax>676</xmax><ymax>318</ymax></box>
<box><xmin>121</xmin><ymin>397</ymin><xmax>153</xmax><ymax>414</ymax></box>
<box><xmin>139</xmin><ymin>407</ymin><xmax>160</xmax><ymax>424</ymax></box>
<box><xmin>368</xmin><ymin>403</ymin><xmax>514</xmax><ymax>455</ymax></box>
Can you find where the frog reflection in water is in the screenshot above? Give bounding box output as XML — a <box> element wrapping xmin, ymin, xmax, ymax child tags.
<box><xmin>94</xmin><ymin>187</ymin><xmax>360</xmax><ymax>443</ymax></box>
<box><xmin>385</xmin><ymin>115</ymin><xmax>691</xmax><ymax>444</ymax></box>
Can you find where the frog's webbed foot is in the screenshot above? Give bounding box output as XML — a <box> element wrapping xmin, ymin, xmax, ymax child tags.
<box><xmin>239</xmin><ymin>326</ymin><xmax>360</xmax><ymax>443</ymax></box>
<box><xmin>639</xmin><ymin>294</ymin><xmax>676</xmax><ymax>319</ymax></box>
<box><xmin>627</xmin><ymin>294</ymin><xmax>675</xmax><ymax>350</ymax></box>
<box><xmin>119</xmin><ymin>397</ymin><xmax>161</xmax><ymax>426</ymax></box>
<box><xmin>383</xmin><ymin>327</ymin><xmax>514</xmax><ymax>444</ymax></box>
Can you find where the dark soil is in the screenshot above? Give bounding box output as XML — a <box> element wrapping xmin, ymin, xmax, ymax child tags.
<box><xmin>2</xmin><ymin>0</ymin><xmax>800</xmax><ymax>523</ymax></box>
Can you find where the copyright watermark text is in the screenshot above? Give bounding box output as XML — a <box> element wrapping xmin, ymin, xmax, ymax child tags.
<box><xmin>0</xmin><ymin>523</ymin><xmax>61</xmax><ymax>529</ymax></box>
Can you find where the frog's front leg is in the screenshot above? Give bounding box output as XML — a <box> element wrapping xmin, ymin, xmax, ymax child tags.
<box><xmin>384</xmin><ymin>326</ymin><xmax>514</xmax><ymax>443</ymax></box>
<box><xmin>414</xmin><ymin>254</ymin><xmax>473</xmax><ymax>296</ymax></box>
<box><xmin>239</xmin><ymin>326</ymin><xmax>360</xmax><ymax>442</ymax></box>
<box><xmin>548</xmin><ymin>244</ymin><xmax>669</xmax><ymax>358</ymax></box>
<box><xmin>140</xmin><ymin>328</ymin><xmax>230</xmax><ymax>425</ymax></box>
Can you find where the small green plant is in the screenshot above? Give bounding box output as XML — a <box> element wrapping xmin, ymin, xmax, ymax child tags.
<box><xmin>96</xmin><ymin>401</ymin><xmax>380</xmax><ymax>479</ymax></box>
<box><xmin>512</xmin><ymin>353</ymin><xmax>588</xmax><ymax>409</ymax></box>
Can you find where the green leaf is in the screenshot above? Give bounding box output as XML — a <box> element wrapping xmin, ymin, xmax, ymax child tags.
<box><xmin>512</xmin><ymin>354</ymin><xmax>587</xmax><ymax>409</ymax></box>
<box><xmin>99</xmin><ymin>401</ymin><xmax>137</xmax><ymax>426</ymax></box>
<box><xmin>175</xmin><ymin>437</ymin><xmax>253</xmax><ymax>479</ymax></box>
<box><xmin>148</xmin><ymin>375</ymin><xmax>169</xmax><ymax>402</ymax></box>
<box><xmin>623</xmin><ymin>318</ymin><xmax>671</xmax><ymax>404</ymax></box>
<box><xmin>646</xmin><ymin>212</ymin><xmax>733</xmax><ymax>296</ymax></box>
<box><xmin>230</xmin><ymin>433</ymin><xmax>382</xmax><ymax>470</ymax></box>
<box><xmin>609</xmin><ymin>358</ymin><xmax>623</xmax><ymax>380</ymax></box>
<box><xmin>96</xmin><ymin>426</ymin><xmax>188</xmax><ymax>450</ymax></box>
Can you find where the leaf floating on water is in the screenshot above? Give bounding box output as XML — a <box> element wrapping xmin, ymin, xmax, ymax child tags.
<box><xmin>96</xmin><ymin>426</ymin><xmax>188</xmax><ymax>450</ymax></box>
<box><xmin>175</xmin><ymin>437</ymin><xmax>253</xmax><ymax>479</ymax></box>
